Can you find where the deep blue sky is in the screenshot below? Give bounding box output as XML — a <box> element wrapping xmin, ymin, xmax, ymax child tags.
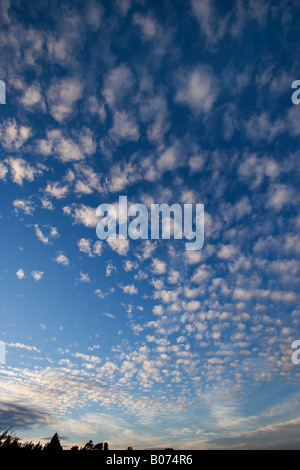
<box><xmin>0</xmin><ymin>0</ymin><xmax>299</xmax><ymax>449</ymax></box>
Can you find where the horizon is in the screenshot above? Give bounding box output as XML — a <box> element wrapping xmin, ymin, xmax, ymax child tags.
<box><xmin>0</xmin><ymin>0</ymin><xmax>300</xmax><ymax>451</ymax></box>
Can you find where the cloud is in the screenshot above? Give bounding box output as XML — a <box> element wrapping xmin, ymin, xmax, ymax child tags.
<box><xmin>175</xmin><ymin>66</ymin><xmax>218</xmax><ymax>114</ymax></box>
<box><xmin>106</xmin><ymin>262</ymin><xmax>117</xmax><ymax>277</ymax></box>
<box><xmin>0</xmin><ymin>161</ymin><xmax>8</xmax><ymax>180</ymax></box>
<box><xmin>245</xmin><ymin>112</ymin><xmax>286</xmax><ymax>142</ymax></box>
<box><xmin>218</xmin><ymin>245</ymin><xmax>238</xmax><ymax>260</ymax></box>
<box><xmin>8</xmin><ymin>342</ymin><xmax>41</xmax><ymax>352</ymax></box>
<box><xmin>47</xmin><ymin>78</ymin><xmax>83</xmax><ymax>122</ymax></box>
<box><xmin>16</xmin><ymin>269</ymin><xmax>25</xmax><ymax>280</ymax></box>
<box><xmin>151</xmin><ymin>258</ymin><xmax>167</xmax><ymax>275</ymax></box>
<box><xmin>21</xmin><ymin>83</ymin><xmax>44</xmax><ymax>110</ymax></box>
<box><xmin>109</xmin><ymin>111</ymin><xmax>140</xmax><ymax>143</ymax></box>
<box><xmin>33</xmin><ymin>224</ymin><xmax>59</xmax><ymax>245</ymax></box>
<box><xmin>201</xmin><ymin>417</ymin><xmax>300</xmax><ymax>450</ymax></box>
<box><xmin>73</xmin><ymin>163</ymin><xmax>104</xmax><ymax>194</ymax></box>
<box><xmin>77</xmin><ymin>238</ymin><xmax>102</xmax><ymax>258</ymax></box>
<box><xmin>105</xmin><ymin>161</ymin><xmax>142</xmax><ymax>193</ymax></box>
<box><xmin>266</xmin><ymin>184</ymin><xmax>294</xmax><ymax>211</ymax></box>
<box><xmin>6</xmin><ymin>157</ymin><xmax>46</xmax><ymax>186</ymax></box>
<box><xmin>120</xmin><ymin>284</ymin><xmax>138</xmax><ymax>295</ymax></box>
<box><xmin>45</xmin><ymin>182</ymin><xmax>69</xmax><ymax>199</ymax></box>
<box><xmin>0</xmin><ymin>401</ymin><xmax>50</xmax><ymax>429</ymax></box>
<box><xmin>191</xmin><ymin>265</ymin><xmax>210</xmax><ymax>283</ymax></box>
<box><xmin>85</xmin><ymin>0</ymin><xmax>104</xmax><ymax>31</ymax></box>
<box><xmin>54</xmin><ymin>253</ymin><xmax>70</xmax><ymax>266</ymax></box>
<box><xmin>63</xmin><ymin>204</ymin><xmax>98</xmax><ymax>228</ymax></box>
<box><xmin>95</xmin><ymin>287</ymin><xmax>115</xmax><ymax>299</ymax></box>
<box><xmin>79</xmin><ymin>271</ymin><xmax>91</xmax><ymax>283</ymax></box>
<box><xmin>190</xmin><ymin>0</ymin><xmax>230</xmax><ymax>44</ymax></box>
<box><xmin>107</xmin><ymin>238</ymin><xmax>130</xmax><ymax>256</ymax></box>
<box><xmin>13</xmin><ymin>199</ymin><xmax>35</xmax><ymax>215</ymax></box>
<box><xmin>124</xmin><ymin>260</ymin><xmax>139</xmax><ymax>272</ymax></box>
<box><xmin>0</xmin><ymin>119</ymin><xmax>31</xmax><ymax>150</ymax></box>
<box><xmin>39</xmin><ymin>128</ymin><xmax>96</xmax><ymax>163</ymax></box>
<box><xmin>41</xmin><ymin>198</ymin><xmax>55</xmax><ymax>211</ymax></box>
<box><xmin>156</xmin><ymin>146</ymin><xmax>181</xmax><ymax>174</ymax></box>
<box><xmin>133</xmin><ymin>13</ymin><xmax>158</xmax><ymax>40</ymax></box>
<box><xmin>31</xmin><ymin>271</ymin><xmax>44</xmax><ymax>282</ymax></box>
<box><xmin>136</xmin><ymin>240</ymin><xmax>157</xmax><ymax>261</ymax></box>
<box><xmin>103</xmin><ymin>312</ymin><xmax>116</xmax><ymax>319</ymax></box>
<box><xmin>102</xmin><ymin>64</ymin><xmax>135</xmax><ymax>108</ymax></box>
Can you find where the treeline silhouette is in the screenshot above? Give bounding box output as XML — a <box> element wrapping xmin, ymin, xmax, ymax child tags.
<box><xmin>0</xmin><ymin>428</ymin><xmax>111</xmax><ymax>452</ymax></box>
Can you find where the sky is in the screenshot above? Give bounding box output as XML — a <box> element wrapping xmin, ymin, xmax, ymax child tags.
<box><xmin>0</xmin><ymin>0</ymin><xmax>300</xmax><ymax>450</ymax></box>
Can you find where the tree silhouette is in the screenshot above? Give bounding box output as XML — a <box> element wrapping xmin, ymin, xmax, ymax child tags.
<box><xmin>0</xmin><ymin>427</ymin><xmax>20</xmax><ymax>449</ymax></box>
<box><xmin>0</xmin><ymin>427</ymin><xmax>112</xmax><ymax>452</ymax></box>
<box><xmin>44</xmin><ymin>433</ymin><xmax>63</xmax><ymax>452</ymax></box>
<box><xmin>83</xmin><ymin>440</ymin><xmax>94</xmax><ymax>451</ymax></box>
<box><xmin>94</xmin><ymin>442</ymin><xmax>104</xmax><ymax>451</ymax></box>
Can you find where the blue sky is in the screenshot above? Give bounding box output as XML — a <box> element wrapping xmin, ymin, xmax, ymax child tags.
<box><xmin>0</xmin><ymin>0</ymin><xmax>300</xmax><ymax>450</ymax></box>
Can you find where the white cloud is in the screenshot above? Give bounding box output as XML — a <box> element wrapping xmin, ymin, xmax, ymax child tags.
<box><xmin>191</xmin><ymin>265</ymin><xmax>210</xmax><ymax>283</ymax></box>
<box><xmin>6</xmin><ymin>157</ymin><xmax>45</xmax><ymax>185</ymax></box>
<box><xmin>175</xmin><ymin>66</ymin><xmax>218</xmax><ymax>114</ymax></box>
<box><xmin>153</xmin><ymin>305</ymin><xmax>164</xmax><ymax>316</ymax></box>
<box><xmin>13</xmin><ymin>199</ymin><xmax>35</xmax><ymax>216</ymax></box>
<box><xmin>54</xmin><ymin>252</ymin><xmax>70</xmax><ymax>266</ymax></box>
<box><xmin>41</xmin><ymin>198</ymin><xmax>54</xmax><ymax>211</ymax></box>
<box><xmin>33</xmin><ymin>225</ymin><xmax>59</xmax><ymax>245</ymax></box>
<box><xmin>85</xmin><ymin>0</ymin><xmax>103</xmax><ymax>31</ymax></box>
<box><xmin>31</xmin><ymin>270</ymin><xmax>44</xmax><ymax>282</ymax></box>
<box><xmin>245</xmin><ymin>112</ymin><xmax>286</xmax><ymax>142</ymax></box>
<box><xmin>106</xmin><ymin>262</ymin><xmax>117</xmax><ymax>277</ymax></box>
<box><xmin>133</xmin><ymin>13</ymin><xmax>158</xmax><ymax>40</ymax></box>
<box><xmin>107</xmin><ymin>238</ymin><xmax>130</xmax><ymax>256</ymax></box>
<box><xmin>0</xmin><ymin>119</ymin><xmax>31</xmax><ymax>150</ymax></box>
<box><xmin>95</xmin><ymin>288</ymin><xmax>116</xmax><ymax>300</ymax></box>
<box><xmin>182</xmin><ymin>300</ymin><xmax>201</xmax><ymax>312</ymax></box>
<box><xmin>168</xmin><ymin>270</ymin><xmax>180</xmax><ymax>284</ymax></box>
<box><xmin>8</xmin><ymin>342</ymin><xmax>41</xmax><ymax>352</ymax></box>
<box><xmin>191</xmin><ymin>0</ymin><xmax>230</xmax><ymax>44</ymax></box>
<box><xmin>267</xmin><ymin>184</ymin><xmax>293</xmax><ymax>211</ymax></box>
<box><xmin>124</xmin><ymin>260</ymin><xmax>139</xmax><ymax>272</ymax></box>
<box><xmin>188</xmin><ymin>154</ymin><xmax>205</xmax><ymax>173</ymax></box>
<box><xmin>152</xmin><ymin>258</ymin><xmax>167</xmax><ymax>275</ymax></box>
<box><xmin>105</xmin><ymin>161</ymin><xmax>142</xmax><ymax>193</ymax></box>
<box><xmin>0</xmin><ymin>161</ymin><xmax>8</xmax><ymax>180</ymax></box>
<box><xmin>109</xmin><ymin>111</ymin><xmax>140</xmax><ymax>143</ymax></box>
<box><xmin>185</xmin><ymin>251</ymin><xmax>202</xmax><ymax>265</ymax></box>
<box><xmin>115</xmin><ymin>0</ymin><xmax>132</xmax><ymax>16</ymax></box>
<box><xmin>157</xmin><ymin>146</ymin><xmax>180</xmax><ymax>173</ymax></box>
<box><xmin>47</xmin><ymin>78</ymin><xmax>83</xmax><ymax>122</ymax></box>
<box><xmin>45</xmin><ymin>182</ymin><xmax>69</xmax><ymax>199</ymax></box>
<box><xmin>77</xmin><ymin>238</ymin><xmax>102</xmax><ymax>258</ymax></box>
<box><xmin>16</xmin><ymin>269</ymin><xmax>25</xmax><ymax>280</ymax></box>
<box><xmin>218</xmin><ymin>245</ymin><xmax>238</xmax><ymax>260</ymax></box>
<box><xmin>21</xmin><ymin>83</ymin><xmax>44</xmax><ymax>109</ymax></box>
<box><xmin>63</xmin><ymin>204</ymin><xmax>98</xmax><ymax>228</ymax></box>
<box><xmin>73</xmin><ymin>163</ymin><xmax>103</xmax><ymax>194</ymax></box>
<box><xmin>34</xmin><ymin>225</ymin><xmax>50</xmax><ymax>245</ymax></box>
<box><xmin>79</xmin><ymin>271</ymin><xmax>91</xmax><ymax>283</ymax></box>
<box><xmin>103</xmin><ymin>312</ymin><xmax>116</xmax><ymax>319</ymax></box>
<box><xmin>102</xmin><ymin>65</ymin><xmax>135</xmax><ymax>108</ymax></box>
<box><xmin>120</xmin><ymin>284</ymin><xmax>138</xmax><ymax>295</ymax></box>
<box><xmin>40</xmin><ymin>128</ymin><xmax>96</xmax><ymax>163</ymax></box>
